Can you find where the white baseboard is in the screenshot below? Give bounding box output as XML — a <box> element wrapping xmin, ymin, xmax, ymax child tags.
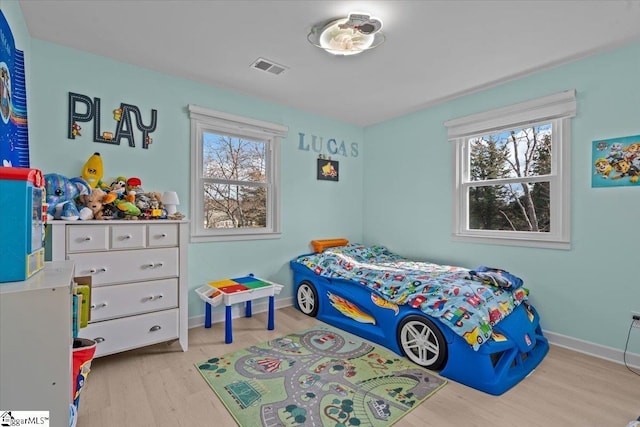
<box><xmin>545</xmin><ymin>330</ymin><xmax>640</xmax><ymax>370</ymax></box>
<box><xmin>187</xmin><ymin>301</ymin><xmax>640</xmax><ymax>370</ymax></box>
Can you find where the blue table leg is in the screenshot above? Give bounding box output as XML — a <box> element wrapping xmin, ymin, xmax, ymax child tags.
<box><xmin>245</xmin><ymin>300</ymin><xmax>252</xmax><ymax>318</ymax></box>
<box><xmin>205</xmin><ymin>302</ymin><xmax>212</xmax><ymax>328</ymax></box>
<box><xmin>268</xmin><ymin>295</ymin><xmax>275</xmax><ymax>330</ymax></box>
<box><xmin>225</xmin><ymin>305</ymin><xmax>233</xmax><ymax>344</ymax></box>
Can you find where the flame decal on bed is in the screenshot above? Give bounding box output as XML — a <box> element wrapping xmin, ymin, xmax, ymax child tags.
<box><xmin>371</xmin><ymin>294</ymin><xmax>399</xmax><ymax>315</ymax></box>
<box><xmin>328</xmin><ymin>292</ymin><xmax>376</xmax><ymax>324</ymax></box>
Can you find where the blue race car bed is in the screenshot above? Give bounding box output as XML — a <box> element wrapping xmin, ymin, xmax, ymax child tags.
<box><xmin>290</xmin><ymin>241</ymin><xmax>549</xmax><ymax>395</ymax></box>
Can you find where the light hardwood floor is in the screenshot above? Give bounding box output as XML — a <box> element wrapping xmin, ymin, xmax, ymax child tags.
<box><xmin>78</xmin><ymin>306</ymin><xmax>640</xmax><ymax>427</ymax></box>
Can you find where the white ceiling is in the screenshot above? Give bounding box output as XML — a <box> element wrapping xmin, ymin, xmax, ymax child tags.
<box><xmin>19</xmin><ymin>0</ymin><xmax>640</xmax><ymax>127</ymax></box>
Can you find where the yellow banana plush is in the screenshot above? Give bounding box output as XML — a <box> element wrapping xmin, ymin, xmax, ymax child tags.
<box><xmin>81</xmin><ymin>152</ymin><xmax>106</xmax><ymax>188</ymax></box>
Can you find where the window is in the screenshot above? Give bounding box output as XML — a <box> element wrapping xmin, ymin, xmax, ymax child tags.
<box><xmin>444</xmin><ymin>90</ymin><xmax>576</xmax><ymax>249</ymax></box>
<box><xmin>189</xmin><ymin>105</ymin><xmax>288</xmax><ymax>242</ymax></box>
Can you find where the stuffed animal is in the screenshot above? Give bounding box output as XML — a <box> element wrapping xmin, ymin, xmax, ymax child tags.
<box><xmin>126</xmin><ymin>177</ymin><xmax>143</xmax><ymax>194</ymax></box>
<box><xmin>44</xmin><ymin>173</ymin><xmax>92</xmax><ymax>220</ymax></box>
<box><xmin>109</xmin><ymin>176</ymin><xmax>127</xmax><ymax>196</ymax></box>
<box><xmin>80</xmin><ymin>152</ymin><xmax>108</xmax><ymax>189</ymax></box>
<box><xmin>104</xmin><ymin>187</ymin><xmax>141</xmax><ymax>219</ymax></box>
<box><xmin>149</xmin><ymin>192</ymin><xmax>168</xmax><ymax>218</ymax></box>
<box><xmin>77</xmin><ymin>188</ymin><xmax>114</xmax><ymax>220</ymax></box>
<box><xmin>101</xmin><ymin>201</ymin><xmax>118</xmax><ymax>219</ymax></box>
<box><xmin>134</xmin><ymin>192</ymin><xmax>153</xmax><ymax>211</ymax></box>
<box><xmin>111</xmin><ymin>198</ymin><xmax>142</xmax><ymax>218</ymax></box>
<box><xmin>108</xmin><ymin>175</ymin><xmax>137</xmax><ymax>203</ymax></box>
<box><xmin>134</xmin><ymin>191</ymin><xmax>166</xmax><ymax>219</ymax></box>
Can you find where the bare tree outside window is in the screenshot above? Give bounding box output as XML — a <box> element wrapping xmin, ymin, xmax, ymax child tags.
<box><xmin>189</xmin><ymin>104</ymin><xmax>286</xmax><ymax>242</ymax></box>
<box><xmin>468</xmin><ymin>124</ymin><xmax>552</xmax><ymax>233</ymax></box>
<box><xmin>202</xmin><ymin>133</ymin><xmax>268</xmax><ymax>229</ymax></box>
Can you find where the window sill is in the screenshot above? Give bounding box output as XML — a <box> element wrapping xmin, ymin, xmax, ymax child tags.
<box><xmin>452</xmin><ymin>233</ymin><xmax>570</xmax><ymax>250</ymax></box>
<box><xmin>190</xmin><ymin>231</ymin><xmax>282</xmax><ymax>243</ymax></box>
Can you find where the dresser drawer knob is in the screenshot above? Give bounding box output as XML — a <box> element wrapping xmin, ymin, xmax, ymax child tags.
<box><xmin>144</xmin><ymin>262</ymin><xmax>164</xmax><ymax>269</ymax></box>
<box><xmin>149</xmin><ymin>325</ymin><xmax>162</xmax><ymax>332</ymax></box>
<box><xmin>144</xmin><ymin>294</ymin><xmax>164</xmax><ymax>302</ymax></box>
<box><xmin>89</xmin><ymin>267</ymin><xmax>107</xmax><ymax>274</ymax></box>
<box><xmin>160</xmin><ymin>233</ymin><xmax>168</xmax><ymax>237</ymax></box>
<box><xmin>83</xmin><ymin>236</ymin><xmax>92</xmax><ymax>241</ymax></box>
<box><xmin>91</xmin><ymin>302</ymin><xmax>108</xmax><ymax>309</ymax></box>
<box><xmin>123</xmin><ymin>234</ymin><xmax>132</xmax><ymax>240</ymax></box>
<box><xmin>94</xmin><ymin>337</ymin><xmax>105</xmax><ymax>343</ymax></box>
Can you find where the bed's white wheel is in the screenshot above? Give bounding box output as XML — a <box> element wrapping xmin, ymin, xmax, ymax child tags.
<box><xmin>397</xmin><ymin>315</ymin><xmax>448</xmax><ymax>370</ymax></box>
<box><xmin>296</xmin><ymin>281</ymin><xmax>319</xmax><ymax>317</ymax></box>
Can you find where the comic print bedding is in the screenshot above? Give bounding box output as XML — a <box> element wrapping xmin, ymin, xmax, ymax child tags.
<box><xmin>292</xmin><ymin>244</ymin><xmax>528</xmax><ymax>351</ymax></box>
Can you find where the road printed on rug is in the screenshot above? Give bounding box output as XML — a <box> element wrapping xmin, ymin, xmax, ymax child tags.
<box><xmin>197</xmin><ymin>325</ymin><xmax>447</xmax><ymax>427</ymax></box>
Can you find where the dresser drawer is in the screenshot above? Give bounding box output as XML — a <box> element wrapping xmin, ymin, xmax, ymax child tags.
<box><xmin>68</xmin><ymin>247</ymin><xmax>179</xmax><ymax>286</ymax></box>
<box><xmin>148</xmin><ymin>223</ymin><xmax>179</xmax><ymax>247</ymax></box>
<box><xmin>111</xmin><ymin>224</ymin><xmax>147</xmax><ymax>249</ymax></box>
<box><xmin>89</xmin><ymin>278</ymin><xmax>178</xmax><ymax>321</ymax></box>
<box><xmin>79</xmin><ymin>309</ymin><xmax>179</xmax><ymax>357</ymax></box>
<box><xmin>67</xmin><ymin>225</ymin><xmax>109</xmax><ymax>252</ymax></box>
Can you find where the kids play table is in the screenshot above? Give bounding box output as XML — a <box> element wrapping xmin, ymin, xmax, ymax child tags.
<box><xmin>196</xmin><ymin>275</ymin><xmax>283</xmax><ymax>344</ymax></box>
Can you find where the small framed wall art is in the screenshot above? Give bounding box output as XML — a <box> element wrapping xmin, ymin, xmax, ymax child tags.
<box><xmin>592</xmin><ymin>134</ymin><xmax>640</xmax><ymax>188</ymax></box>
<box><xmin>317</xmin><ymin>158</ymin><xmax>339</xmax><ymax>181</ymax></box>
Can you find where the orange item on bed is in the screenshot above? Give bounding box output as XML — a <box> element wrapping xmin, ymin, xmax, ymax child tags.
<box><xmin>311</xmin><ymin>238</ymin><xmax>349</xmax><ymax>253</ymax></box>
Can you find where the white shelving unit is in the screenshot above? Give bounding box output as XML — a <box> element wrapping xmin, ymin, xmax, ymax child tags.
<box><xmin>0</xmin><ymin>261</ymin><xmax>74</xmax><ymax>426</ymax></box>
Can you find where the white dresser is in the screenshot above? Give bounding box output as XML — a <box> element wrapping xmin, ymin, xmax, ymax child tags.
<box><xmin>50</xmin><ymin>220</ymin><xmax>189</xmax><ymax>357</ymax></box>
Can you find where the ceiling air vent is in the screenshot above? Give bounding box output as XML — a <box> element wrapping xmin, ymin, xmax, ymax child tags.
<box><xmin>251</xmin><ymin>58</ymin><xmax>288</xmax><ymax>75</ymax></box>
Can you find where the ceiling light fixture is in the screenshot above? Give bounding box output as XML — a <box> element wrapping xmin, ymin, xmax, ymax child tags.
<box><xmin>308</xmin><ymin>12</ymin><xmax>385</xmax><ymax>56</ymax></box>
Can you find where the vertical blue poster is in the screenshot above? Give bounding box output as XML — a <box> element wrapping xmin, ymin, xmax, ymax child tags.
<box><xmin>0</xmin><ymin>10</ymin><xmax>29</xmax><ymax>167</ymax></box>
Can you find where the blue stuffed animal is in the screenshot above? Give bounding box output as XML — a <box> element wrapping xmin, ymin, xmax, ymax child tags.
<box><xmin>44</xmin><ymin>173</ymin><xmax>91</xmax><ymax>220</ymax></box>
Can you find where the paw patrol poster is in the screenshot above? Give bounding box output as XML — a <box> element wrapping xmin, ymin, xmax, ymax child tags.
<box><xmin>0</xmin><ymin>11</ymin><xmax>29</xmax><ymax>168</ymax></box>
<box><xmin>592</xmin><ymin>134</ymin><xmax>640</xmax><ymax>187</ymax></box>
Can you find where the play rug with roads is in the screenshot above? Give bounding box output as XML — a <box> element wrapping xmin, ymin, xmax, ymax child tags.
<box><xmin>196</xmin><ymin>325</ymin><xmax>447</xmax><ymax>427</ymax></box>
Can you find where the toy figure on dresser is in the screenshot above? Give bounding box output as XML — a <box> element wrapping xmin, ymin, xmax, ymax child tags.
<box><xmin>98</xmin><ymin>175</ymin><xmax>140</xmax><ymax>219</ymax></box>
<box><xmin>77</xmin><ymin>187</ymin><xmax>112</xmax><ymax>220</ymax></box>
<box><xmin>80</xmin><ymin>152</ymin><xmax>109</xmax><ymax>190</ymax></box>
<box><xmin>126</xmin><ymin>177</ymin><xmax>143</xmax><ymax>195</ymax></box>
<box><xmin>104</xmin><ymin>195</ymin><xmax>141</xmax><ymax>219</ymax></box>
<box><xmin>109</xmin><ymin>176</ymin><xmax>129</xmax><ymax>199</ymax></box>
<box><xmin>135</xmin><ymin>191</ymin><xmax>168</xmax><ymax>219</ymax></box>
<box><xmin>167</xmin><ymin>210</ymin><xmax>185</xmax><ymax>220</ymax></box>
<box><xmin>101</xmin><ymin>202</ymin><xmax>117</xmax><ymax>219</ymax></box>
<box><xmin>44</xmin><ymin>173</ymin><xmax>92</xmax><ymax>220</ymax></box>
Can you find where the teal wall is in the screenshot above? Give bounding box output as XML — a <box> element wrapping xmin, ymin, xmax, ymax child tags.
<box><xmin>28</xmin><ymin>40</ymin><xmax>365</xmax><ymax>316</ymax></box>
<box><xmin>363</xmin><ymin>41</ymin><xmax>640</xmax><ymax>354</ymax></box>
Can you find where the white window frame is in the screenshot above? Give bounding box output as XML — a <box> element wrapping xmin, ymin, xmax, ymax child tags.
<box><xmin>188</xmin><ymin>105</ymin><xmax>288</xmax><ymax>242</ymax></box>
<box><xmin>444</xmin><ymin>90</ymin><xmax>576</xmax><ymax>250</ymax></box>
